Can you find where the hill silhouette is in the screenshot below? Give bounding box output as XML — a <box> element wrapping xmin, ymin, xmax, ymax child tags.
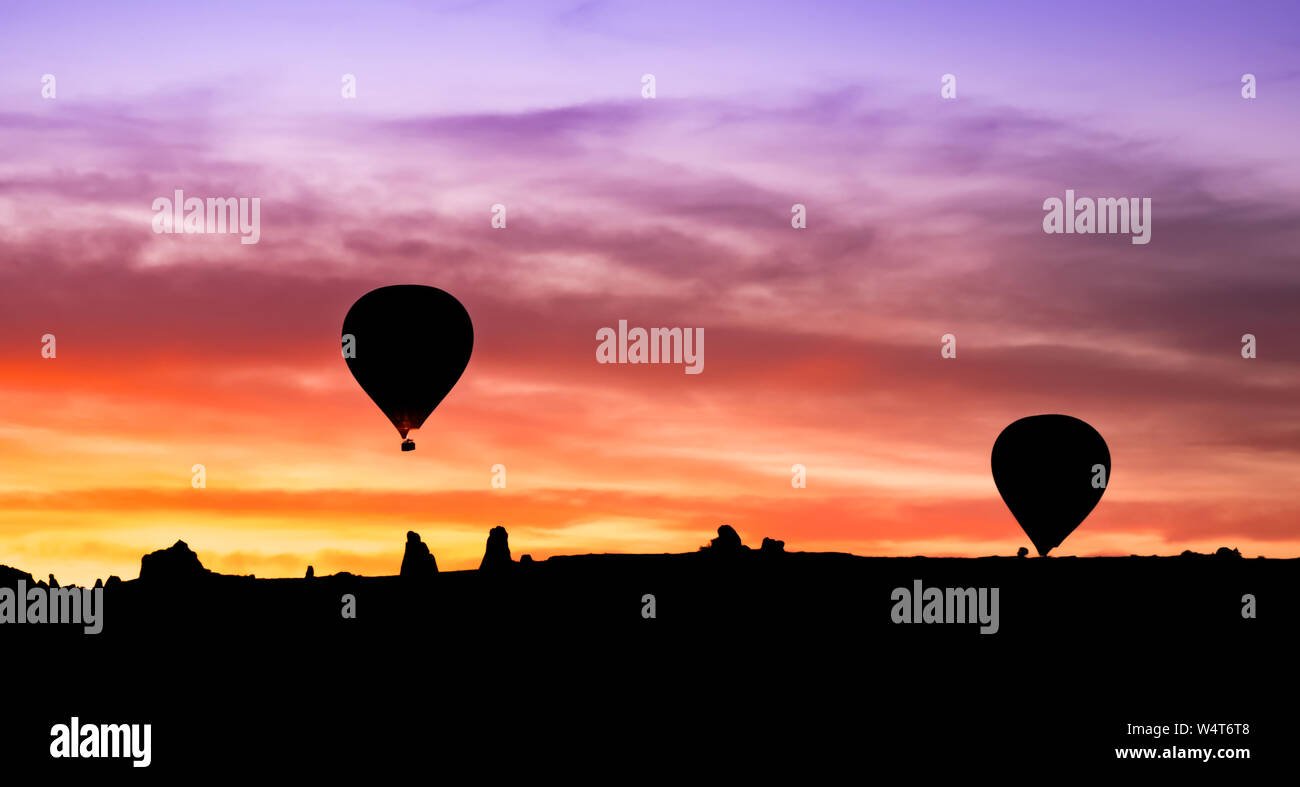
<box><xmin>1</xmin><ymin>525</ymin><xmax>1292</xmax><ymax>775</ymax></box>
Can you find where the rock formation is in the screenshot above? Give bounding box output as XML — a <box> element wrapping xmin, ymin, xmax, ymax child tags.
<box><xmin>400</xmin><ymin>531</ymin><xmax>439</xmax><ymax>578</ymax></box>
<box><xmin>480</xmin><ymin>526</ymin><xmax>513</xmax><ymax>571</ymax></box>
<box><xmin>139</xmin><ymin>540</ymin><xmax>211</xmax><ymax>582</ymax></box>
<box><xmin>0</xmin><ymin>565</ymin><xmax>35</xmax><ymax>588</ymax></box>
<box><xmin>702</xmin><ymin>524</ymin><xmax>746</xmax><ymax>553</ymax></box>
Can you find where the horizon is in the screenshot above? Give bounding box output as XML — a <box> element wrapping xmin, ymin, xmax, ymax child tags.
<box><xmin>5</xmin><ymin>0</ymin><xmax>1300</xmax><ymax>586</ymax></box>
<box><xmin>0</xmin><ymin>524</ymin><xmax>1285</xmax><ymax>587</ymax></box>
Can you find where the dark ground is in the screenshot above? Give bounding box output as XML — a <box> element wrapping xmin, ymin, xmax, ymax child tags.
<box><xmin>1</xmin><ymin>532</ymin><xmax>1294</xmax><ymax>776</ymax></box>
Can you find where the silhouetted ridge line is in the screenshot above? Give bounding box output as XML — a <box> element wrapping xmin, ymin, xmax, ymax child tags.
<box><xmin>0</xmin><ymin>529</ymin><xmax>1282</xmax><ymax>591</ymax></box>
<box><xmin>0</xmin><ymin>564</ymin><xmax>35</xmax><ymax>587</ymax></box>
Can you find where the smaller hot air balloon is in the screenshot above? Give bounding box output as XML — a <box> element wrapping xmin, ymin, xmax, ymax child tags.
<box><xmin>991</xmin><ymin>414</ymin><xmax>1110</xmax><ymax>556</ymax></box>
<box><xmin>342</xmin><ymin>285</ymin><xmax>474</xmax><ymax>451</ymax></box>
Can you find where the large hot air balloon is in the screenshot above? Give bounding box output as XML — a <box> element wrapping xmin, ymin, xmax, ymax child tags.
<box><xmin>991</xmin><ymin>414</ymin><xmax>1110</xmax><ymax>556</ymax></box>
<box><xmin>341</xmin><ymin>285</ymin><xmax>473</xmax><ymax>451</ymax></box>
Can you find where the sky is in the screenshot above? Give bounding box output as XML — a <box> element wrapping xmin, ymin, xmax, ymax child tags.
<box><xmin>2</xmin><ymin>1</ymin><xmax>1299</xmax><ymax>584</ymax></box>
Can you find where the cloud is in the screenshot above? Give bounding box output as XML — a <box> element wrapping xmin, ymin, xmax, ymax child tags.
<box><xmin>3</xmin><ymin>81</ymin><xmax>1300</xmax><ymax>584</ymax></box>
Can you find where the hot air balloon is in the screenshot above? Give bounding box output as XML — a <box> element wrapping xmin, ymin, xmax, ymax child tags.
<box><xmin>341</xmin><ymin>285</ymin><xmax>473</xmax><ymax>451</ymax></box>
<box><xmin>991</xmin><ymin>414</ymin><xmax>1110</xmax><ymax>556</ymax></box>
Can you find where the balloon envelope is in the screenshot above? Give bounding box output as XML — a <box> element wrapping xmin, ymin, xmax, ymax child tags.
<box><xmin>991</xmin><ymin>414</ymin><xmax>1110</xmax><ymax>556</ymax></box>
<box><xmin>342</xmin><ymin>285</ymin><xmax>473</xmax><ymax>446</ymax></box>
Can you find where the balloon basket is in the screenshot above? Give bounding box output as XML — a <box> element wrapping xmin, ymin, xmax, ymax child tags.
<box><xmin>401</xmin><ymin>439</ymin><xmax>416</xmax><ymax>452</ymax></box>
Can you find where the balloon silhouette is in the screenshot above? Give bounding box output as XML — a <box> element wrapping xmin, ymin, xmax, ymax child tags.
<box><xmin>342</xmin><ymin>285</ymin><xmax>473</xmax><ymax>451</ymax></box>
<box><xmin>991</xmin><ymin>414</ymin><xmax>1110</xmax><ymax>556</ymax></box>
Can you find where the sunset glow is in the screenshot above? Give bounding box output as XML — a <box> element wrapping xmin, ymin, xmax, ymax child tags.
<box><xmin>4</xmin><ymin>0</ymin><xmax>1300</xmax><ymax>584</ymax></box>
